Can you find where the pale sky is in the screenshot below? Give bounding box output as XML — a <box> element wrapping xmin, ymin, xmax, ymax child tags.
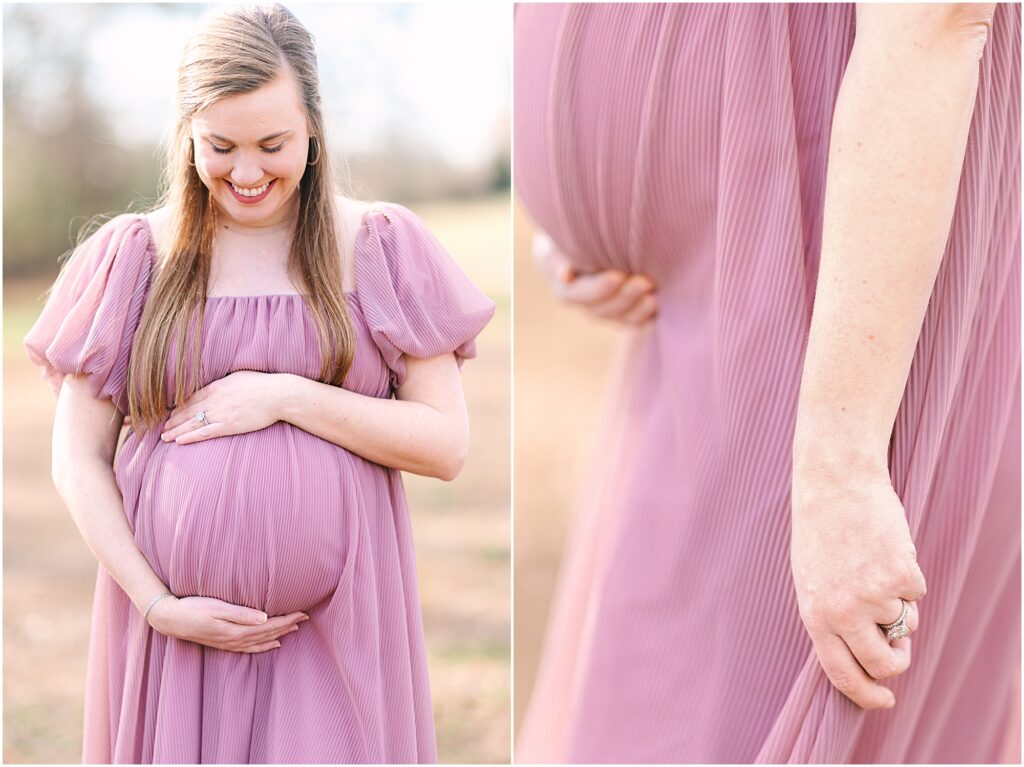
<box><xmin>49</xmin><ymin>3</ymin><xmax>509</xmax><ymax>171</ymax></box>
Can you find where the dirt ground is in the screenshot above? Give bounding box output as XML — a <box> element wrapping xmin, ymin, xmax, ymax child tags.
<box><xmin>512</xmin><ymin>201</ymin><xmax>625</xmax><ymax>743</ymax></box>
<box><xmin>3</xmin><ymin>195</ymin><xmax>510</xmax><ymax>764</ymax></box>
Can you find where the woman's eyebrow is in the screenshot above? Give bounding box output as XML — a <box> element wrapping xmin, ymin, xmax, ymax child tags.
<box><xmin>207</xmin><ymin>130</ymin><xmax>293</xmax><ymax>143</ymax></box>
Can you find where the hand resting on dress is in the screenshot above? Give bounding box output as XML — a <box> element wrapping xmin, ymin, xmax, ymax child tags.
<box><xmin>790</xmin><ymin>442</ymin><xmax>926</xmax><ymax>711</ymax></box>
<box><xmin>162</xmin><ymin>370</ymin><xmax>282</xmax><ymax>444</ymax></box>
<box><xmin>147</xmin><ymin>596</ymin><xmax>309</xmax><ymax>653</ymax></box>
<box><xmin>532</xmin><ymin>229</ymin><xmax>658</xmax><ymax>326</ymax></box>
<box><xmin>788</xmin><ymin>2</ymin><xmax>994</xmax><ymax>711</ymax></box>
<box><xmin>161</xmin><ymin>354</ymin><xmax>470</xmax><ymax>480</ymax></box>
<box><xmin>51</xmin><ymin>374</ymin><xmax>302</xmax><ymax>655</ymax></box>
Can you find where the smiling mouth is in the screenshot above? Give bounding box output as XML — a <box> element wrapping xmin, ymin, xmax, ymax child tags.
<box><xmin>226</xmin><ymin>179</ymin><xmax>275</xmax><ymax>201</ymax></box>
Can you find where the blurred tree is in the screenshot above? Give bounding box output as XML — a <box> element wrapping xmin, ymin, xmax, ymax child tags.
<box><xmin>3</xmin><ymin>3</ymin><xmax>510</xmax><ymax>277</ymax></box>
<box><xmin>3</xmin><ymin>4</ymin><xmax>192</xmax><ymax>275</ymax></box>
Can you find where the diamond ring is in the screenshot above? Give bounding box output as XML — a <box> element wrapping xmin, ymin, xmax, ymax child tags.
<box><xmin>878</xmin><ymin>598</ymin><xmax>910</xmax><ymax>641</ymax></box>
<box><xmin>195</xmin><ymin>411</ymin><xmax>210</xmax><ymax>427</ymax></box>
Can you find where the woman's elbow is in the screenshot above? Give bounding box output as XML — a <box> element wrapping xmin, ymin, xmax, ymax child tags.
<box><xmin>856</xmin><ymin>3</ymin><xmax>996</xmax><ymax>61</ymax></box>
<box><xmin>945</xmin><ymin>3</ymin><xmax>996</xmax><ymax>60</ymax></box>
<box><xmin>50</xmin><ymin>438</ymin><xmax>80</xmax><ymax>496</ymax></box>
<box><xmin>434</xmin><ymin>425</ymin><xmax>469</xmax><ymax>482</ymax></box>
<box><xmin>51</xmin><ymin>457</ymin><xmax>69</xmax><ymax>497</ymax></box>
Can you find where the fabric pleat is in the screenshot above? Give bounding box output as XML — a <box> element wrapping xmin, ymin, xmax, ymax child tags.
<box><xmin>24</xmin><ymin>203</ymin><xmax>495</xmax><ymax>763</ymax></box>
<box><xmin>514</xmin><ymin>3</ymin><xmax>1020</xmax><ymax>763</ymax></box>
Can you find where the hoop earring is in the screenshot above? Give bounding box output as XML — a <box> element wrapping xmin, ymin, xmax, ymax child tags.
<box><xmin>307</xmin><ymin>135</ymin><xmax>320</xmax><ymax>166</ymax></box>
<box><xmin>187</xmin><ymin>139</ymin><xmax>196</xmax><ymax>167</ymax></box>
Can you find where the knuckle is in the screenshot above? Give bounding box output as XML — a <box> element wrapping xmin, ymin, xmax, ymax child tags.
<box><xmin>799</xmin><ymin>604</ymin><xmax>830</xmax><ymax>633</ymax></box>
<box><xmin>908</xmin><ymin>609</ymin><xmax>920</xmax><ymax>632</ymax></box>
<box><xmin>831</xmin><ymin>599</ymin><xmax>860</xmax><ymax>629</ymax></box>
<box><xmin>905</xmin><ymin>554</ymin><xmax>924</xmax><ymax>578</ymax></box>
<box><xmin>828</xmin><ymin>669</ymin><xmax>858</xmax><ymax>697</ymax></box>
<box><xmin>799</xmin><ymin>594</ymin><xmax>831</xmax><ymax>622</ymax></box>
<box><xmin>867</xmin><ymin>659</ymin><xmax>897</xmax><ymax>680</ymax></box>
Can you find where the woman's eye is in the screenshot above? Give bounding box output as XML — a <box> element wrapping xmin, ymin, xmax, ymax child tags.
<box><xmin>210</xmin><ymin>143</ymin><xmax>285</xmax><ymax>154</ymax></box>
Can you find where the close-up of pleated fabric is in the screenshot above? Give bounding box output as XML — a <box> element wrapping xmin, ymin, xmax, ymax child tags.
<box><xmin>23</xmin><ymin>205</ymin><xmax>496</xmax><ymax>763</ymax></box>
<box><xmin>514</xmin><ymin>3</ymin><xmax>1020</xmax><ymax>762</ymax></box>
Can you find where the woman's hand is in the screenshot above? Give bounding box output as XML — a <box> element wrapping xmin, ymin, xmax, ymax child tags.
<box><xmin>791</xmin><ymin>450</ymin><xmax>927</xmax><ymax>710</ymax></box>
<box><xmin>533</xmin><ymin>230</ymin><xmax>658</xmax><ymax>326</ymax></box>
<box><xmin>146</xmin><ymin>595</ymin><xmax>309</xmax><ymax>653</ymax></box>
<box><xmin>161</xmin><ymin>371</ymin><xmax>285</xmax><ymax>444</ymax></box>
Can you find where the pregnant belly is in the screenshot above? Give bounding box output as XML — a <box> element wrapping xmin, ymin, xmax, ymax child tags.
<box><xmin>131</xmin><ymin>422</ymin><xmax>365</xmax><ymax>615</ymax></box>
<box><xmin>515</xmin><ymin>5</ymin><xmax>719</xmax><ymax>282</ymax></box>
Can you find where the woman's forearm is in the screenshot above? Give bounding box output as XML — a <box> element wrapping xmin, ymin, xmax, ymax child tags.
<box><xmin>273</xmin><ymin>373</ymin><xmax>467</xmax><ymax>480</ymax></box>
<box><xmin>794</xmin><ymin>10</ymin><xmax>992</xmax><ymax>476</ymax></box>
<box><xmin>52</xmin><ymin>378</ymin><xmax>170</xmax><ymax>616</ymax></box>
<box><xmin>53</xmin><ymin>458</ymin><xmax>171</xmax><ymax>613</ymax></box>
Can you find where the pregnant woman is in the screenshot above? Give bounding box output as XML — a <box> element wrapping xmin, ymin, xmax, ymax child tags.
<box><xmin>24</xmin><ymin>5</ymin><xmax>494</xmax><ymax>763</ymax></box>
<box><xmin>516</xmin><ymin>3</ymin><xmax>1018</xmax><ymax>763</ymax></box>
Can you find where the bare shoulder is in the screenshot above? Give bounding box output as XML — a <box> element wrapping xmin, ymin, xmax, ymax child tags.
<box><xmin>334</xmin><ymin>193</ymin><xmax>372</xmax><ymax>233</ymax></box>
<box><xmin>334</xmin><ymin>193</ymin><xmax>373</xmax><ymax>292</ymax></box>
<box><xmin>143</xmin><ymin>205</ymin><xmax>173</xmax><ymax>253</ymax></box>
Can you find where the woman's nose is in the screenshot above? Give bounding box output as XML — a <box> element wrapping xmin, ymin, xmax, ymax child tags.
<box><xmin>229</xmin><ymin>160</ymin><xmax>266</xmax><ymax>186</ymax></box>
<box><xmin>230</xmin><ymin>172</ymin><xmax>265</xmax><ymax>186</ymax></box>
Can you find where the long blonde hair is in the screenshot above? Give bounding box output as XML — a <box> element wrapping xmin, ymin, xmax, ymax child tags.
<box><xmin>128</xmin><ymin>3</ymin><xmax>354</xmax><ymax>431</ymax></box>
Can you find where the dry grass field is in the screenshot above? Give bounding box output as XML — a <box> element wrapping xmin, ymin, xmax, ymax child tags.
<box><xmin>3</xmin><ymin>194</ymin><xmax>510</xmax><ymax>764</ymax></box>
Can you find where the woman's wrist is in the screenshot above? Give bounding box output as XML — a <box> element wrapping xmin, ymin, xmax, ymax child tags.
<box><xmin>792</xmin><ymin>412</ymin><xmax>890</xmax><ymax>496</ymax></box>
<box><xmin>273</xmin><ymin>373</ymin><xmax>306</xmax><ymax>423</ymax></box>
<box><xmin>143</xmin><ymin>591</ymin><xmax>176</xmax><ymax>621</ymax></box>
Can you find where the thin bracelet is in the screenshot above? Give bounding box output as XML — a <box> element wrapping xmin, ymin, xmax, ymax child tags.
<box><xmin>143</xmin><ymin>591</ymin><xmax>175</xmax><ymax>622</ymax></box>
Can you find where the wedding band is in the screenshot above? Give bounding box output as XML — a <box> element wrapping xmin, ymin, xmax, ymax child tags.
<box><xmin>195</xmin><ymin>410</ymin><xmax>210</xmax><ymax>427</ymax></box>
<box><xmin>878</xmin><ymin>597</ymin><xmax>910</xmax><ymax>641</ymax></box>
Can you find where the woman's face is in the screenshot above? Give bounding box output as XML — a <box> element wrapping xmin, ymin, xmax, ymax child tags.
<box><xmin>190</xmin><ymin>71</ymin><xmax>312</xmax><ymax>229</ymax></box>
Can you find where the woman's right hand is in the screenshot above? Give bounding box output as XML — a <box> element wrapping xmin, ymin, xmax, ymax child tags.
<box><xmin>146</xmin><ymin>595</ymin><xmax>309</xmax><ymax>653</ymax></box>
<box><xmin>533</xmin><ymin>230</ymin><xmax>658</xmax><ymax>326</ymax></box>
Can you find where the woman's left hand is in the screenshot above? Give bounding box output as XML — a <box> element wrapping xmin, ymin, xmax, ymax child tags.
<box><xmin>791</xmin><ymin>449</ymin><xmax>928</xmax><ymax>710</ymax></box>
<box><xmin>161</xmin><ymin>371</ymin><xmax>287</xmax><ymax>444</ymax></box>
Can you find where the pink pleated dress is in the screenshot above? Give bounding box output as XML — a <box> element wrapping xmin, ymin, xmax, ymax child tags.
<box><xmin>24</xmin><ymin>202</ymin><xmax>496</xmax><ymax>763</ymax></box>
<box><xmin>515</xmin><ymin>3</ymin><xmax>1020</xmax><ymax>762</ymax></box>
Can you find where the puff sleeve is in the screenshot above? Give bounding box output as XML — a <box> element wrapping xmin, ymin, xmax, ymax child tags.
<box><xmin>23</xmin><ymin>214</ymin><xmax>154</xmax><ymax>413</ymax></box>
<box><xmin>355</xmin><ymin>203</ymin><xmax>497</xmax><ymax>390</ymax></box>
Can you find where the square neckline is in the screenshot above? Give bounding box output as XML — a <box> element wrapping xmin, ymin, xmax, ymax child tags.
<box><xmin>138</xmin><ymin>203</ymin><xmax>377</xmax><ymax>301</ymax></box>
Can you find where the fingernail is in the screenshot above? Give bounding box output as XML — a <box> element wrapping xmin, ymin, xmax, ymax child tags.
<box><xmin>258</xmin><ymin>612</ymin><xmax>268</xmax><ymax>623</ymax></box>
<box><xmin>886</xmin><ymin>695</ymin><xmax>896</xmax><ymax>708</ymax></box>
<box><xmin>273</xmin><ymin>642</ymin><xmax>281</xmax><ymax>648</ymax></box>
<box><xmin>291</xmin><ymin>625</ymin><xmax>300</xmax><ymax>632</ymax></box>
